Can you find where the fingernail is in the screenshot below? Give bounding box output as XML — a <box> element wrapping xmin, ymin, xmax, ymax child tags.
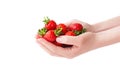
<box><xmin>56</xmin><ymin>37</ymin><xmax>67</xmax><ymax>43</ymax></box>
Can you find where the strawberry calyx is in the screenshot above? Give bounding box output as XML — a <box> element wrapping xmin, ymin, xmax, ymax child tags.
<box><xmin>74</xmin><ymin>28</ymin><xmax>87</xmax><ymax>35</ymax></box>
<box><xmin>74</xmin><ymin>30</ymin><xmax>81</xmax><ymax>36</ymax></box>
<box><xmin>43</xmin><ymin>17</ymin><xmax>50</xmax><ymax>24</ymax></box>
<box><xmin>38</xmin><ymin>28</ymin><xmax>47</xmax><ymax>37</ymax></box>
<box><xmin>54</xmin><ymin>28</ymin><xmax>62</xmax><ymax>36</ymax></box>
<box><xmin>81</xmin><ymin>28</ymin><xmax>87</xmax><ymax>33</ymax></box>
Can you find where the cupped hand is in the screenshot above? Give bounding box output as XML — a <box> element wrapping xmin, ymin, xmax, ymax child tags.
<box><xmin>36</xmin><ymin>17</ymin><xmax>120</xmax><ymax>59</ymax></box>
<box><xmin>65</xmin><ymin>19</ymin><xmax>93</xmax><ymax>32</ymax></box>
<box><xmin>36</xmin><ymin>20</ymin><xmax>97</xmax><ymax>59</ymax></box>
<box><xmin>36</xmin><ymin>31</ymin><xmax>97</xmax><ymax>59</ymax></box>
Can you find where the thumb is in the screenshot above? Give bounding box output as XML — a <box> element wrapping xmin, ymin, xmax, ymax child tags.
<box><xmin>56</xmin><ymin>36</ymin><xmax>80</xmax><ymax>45</ymax></box>
<box><xmin>56</xmin><ymin>32</ymin><xmax>93</xmax><ymax>46</ymax></box>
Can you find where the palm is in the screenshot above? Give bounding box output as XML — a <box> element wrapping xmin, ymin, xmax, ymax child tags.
<box><xmin>36</xmin><ymin>20</ymin><xmax>96</xmax><ymax>59</ymax></box>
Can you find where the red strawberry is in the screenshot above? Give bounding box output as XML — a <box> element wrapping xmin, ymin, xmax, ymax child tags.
<box><xmin>69</xmin><ymin>23</ymin><xmax>83</xmax><ymax>31</ymax></box>
<box><xmin>66</xmin><ymin>27</ymin><xmax>71</xmax><ymax>32</ymax></box>
<box><xmin>65</xmin><ymin>31</ymin><xmax>75</xmax><ymax>36</ymax></box>
<box><xmin>53</xmin><ymin>41</ymin><xmax>62</xmax><ymax>46</ymax></box>
<box><xmin>62</xmin><ymin>44</ymin><xmax>73</xmax><ymax>48</ymax></box>
<box><xmin>62</xmin><ymin>31</ymin><xmax>75</xmax><ymax>48</ymax></box>
<box><xmin>56</xmin><ymin>23</ymin><xmax>67</xmax><ymax>34</ymax></box>
<box><xmin>43</xmin><ymin>17</ymin><xmax>57</xmax><ymax>30</ymax></box>
<box><xmin>43</xmin><ymin>30</ymin><xmax>56</xmax><ymax>42</ymax></box>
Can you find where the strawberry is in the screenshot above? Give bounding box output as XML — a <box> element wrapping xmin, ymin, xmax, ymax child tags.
<box><xmin>43</xmin><ymin>17</ymin><xmax>57</xmax><ymax>30</ymax></box>
<box><xmin>56</xmin><ymin>23</ymin><xmax>67</xmax><ymax>34</ymax></box>
<box><xmin>43</xmin><ymin>30</ymin><xmax>56</xmax><ymax>42</ymax></box>
<box><xmin>37</xmin><ymin>17</ymin><xmax>87</xmax><ymax>48</ymax></box>
<box><xmin>62</xmin><ymin>44</ymin><xmax>73</xmax><ymax>48</ymax></box>
<box><xmin>65</xmin><ymin>31</ymin><xmax>75</xmax><ymax>36</ymax></box>
<box><xmin>69</xmin><ymin>23</ymin><xmax>83</xmax><ymax>31</ymax></box>
<box><xmin>66</xmin><ymin>27</ymin><xmax>71</xmax><ymax>32</ymax></box>
<box><xmin>63</xmin><ymin>31</ymin><xmax>75</xmax><ymax>48</ymax></box>
<box><xmin>53</xmin><ymin>41</ymin><xmax>62</xmax><ymax>46</ymax></box>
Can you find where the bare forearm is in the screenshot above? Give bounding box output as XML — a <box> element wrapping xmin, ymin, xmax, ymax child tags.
<box><xmin>91</xmin><ymin>16</ymin><xmax>120</xmax><ymax>32</ymax></box>
<box><xmin>95</xmin><ymin>26</ymin><xmax>120</xmax><ymax>48</ymax></box>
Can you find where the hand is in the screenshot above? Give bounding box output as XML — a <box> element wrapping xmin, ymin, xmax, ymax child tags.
<box><xmin>65</xmin><ymin>19</ymin><xmax>93</xmax><ymax>32</ymax></box>
<box><xmin>36</xmin><ymin>17</ymin><xmax>120</xmax><ymax>59</ymax></box>
<box><xmin>36</xmin><ymin>20</ymin><xmax>96</xmax><ymax>59</ymax></box>
<box><xmin>36</xmin><ymin>32</ymin><xmax>96</xmax><ymax>59</ymax></box>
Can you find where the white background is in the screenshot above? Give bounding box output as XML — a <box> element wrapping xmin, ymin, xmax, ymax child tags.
<box><xmin>0</xmin><ymin>0</ymin><xmax>120</xmax><ymax>80</ymax></box>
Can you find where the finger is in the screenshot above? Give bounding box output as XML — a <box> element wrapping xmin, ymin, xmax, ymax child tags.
<box><xmin>36</xmin><ymin>39</ymin><xmax>63</xmax><ymax>57</ymax></box>
<box><xmin>37</xmin><ymin>38</ymin><xmax>77</xmax><ymax>58</ymax></box>
<box><xmin>65</xmin><ymin>19</ymin><xmax>90</xmax><ymax>28</ymax></box>
<box><xmin>56</xmin><ymin>36</ymin><xmax>81</xmax><ymax>46</ymax></box>
<box><xmin>37</xmin><ymin>38</ymin><xmax>67</xmax><ymax>57</ymax></box>
<box><xmin>36</xmin><ymin>39</ymin><xmax>55</xmax><ymax>55</ymax></box>
<box><xmin>65</xmin><ymin>19</ymin><xmax>81</xmax><ymax>26</ymax></box>
<box><xmin>57</xmin><ymin>32</ymin><xmax>93</xmax><ymax>46</ymax></box>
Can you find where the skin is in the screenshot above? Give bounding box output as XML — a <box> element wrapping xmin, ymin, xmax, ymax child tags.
<box><xmin>36</xmin><ymin>16</ymin><xmax>120</xmax><ymax>59</ymax></box>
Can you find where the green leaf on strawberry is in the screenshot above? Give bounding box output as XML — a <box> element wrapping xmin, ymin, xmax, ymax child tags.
<box><xmin>43</xmin><ymin>17</ymin><xmax>50</xmax><ymax>24</ymax></box>
<box><xmin>81</xmin><ymin>28</ymin><xmax>87</xmax><ymax>33</ymax></box>
<box><xmin>54</xmin><ymin>28</ymin><xmax>62</xmax><ymax>36</ymax></box>
<box><xmin>74</xmin><ymin>30</ymin><xmax>81</xmax><ymax>36</ymax></box>
<box><xmin>38</xmin><ymin>28</ymin><xmax>47</xmax><ymax>36</ymax></box>
<box><xmin>74</xmin><ymin>28</ymin><xmax>87</xmax><ymax>35</ymax></box>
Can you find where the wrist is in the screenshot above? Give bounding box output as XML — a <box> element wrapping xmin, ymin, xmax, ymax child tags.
<box><xmin>94</xmin><ymin>26</ymin><xmax>120</xmax><ymax>49</ymax></box>
<box><xmin>91</xmin><ymin>16</ymin><xmax>120</xmax><ymax>33</ymax></box>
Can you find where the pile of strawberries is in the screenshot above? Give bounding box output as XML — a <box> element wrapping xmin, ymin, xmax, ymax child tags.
<box><xmin>36</xmin><ymin>17</ymin><xmax>86</xmax><ymax>47</ymax></box>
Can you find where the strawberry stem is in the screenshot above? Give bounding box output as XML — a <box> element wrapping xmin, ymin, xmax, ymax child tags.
<box><xmin>38</xmin><ymin>28</ymin><xmax>47</xmax><ymax>36</ymax></box>
<box><xmin>81</xmin><ymin>28</ymin><xmax>86</xmax><ymax>33</ymax></box>
<box><xmin>74</xmin><ymin>30</ymin><xmax>81</xmax><ymax>36</ymax></box>
<box><xmin>43</xmin><ymin>17</ymin><xmax>50</xmax><ymax>24</ymax></box>
<box><xmin>54</xmin><ymin>28</ymin><xmax>62</xmax><ymax>36</ymax></box>
<box><xmin>74</xmin><ymin>28</ymin><xmax>87</xmax><ymax>35</ymax></box>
